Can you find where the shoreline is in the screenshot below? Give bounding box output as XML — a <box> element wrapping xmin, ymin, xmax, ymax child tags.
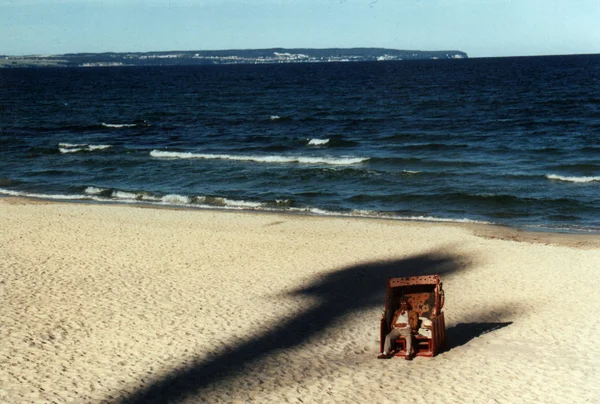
<box><xmin>1</xmin><ymin>195</ymin><xmax>599</xmax><ymax>402</ymax></box>
<box><xmin>2</xmin><ymin>195</ymin><xmax>599</xmax><ymax>249</ymax></box>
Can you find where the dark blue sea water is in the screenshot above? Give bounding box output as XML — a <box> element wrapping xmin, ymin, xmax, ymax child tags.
<box><xmin>1</xmin><ymin>55</ymin><xmax>599</xmax><ymax>233</ymax></box>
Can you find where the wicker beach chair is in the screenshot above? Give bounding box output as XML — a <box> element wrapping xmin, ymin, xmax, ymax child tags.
<box><xmin>380</xmin><ymin>275</ymin><xmax>447</xmax><ymax>358</ymax></box>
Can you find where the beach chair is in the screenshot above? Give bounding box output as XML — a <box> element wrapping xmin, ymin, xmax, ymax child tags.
<box><xmin>380</xmin><ymin>275</ymin><xmax>446</xmax><ymax>358</ymax></box>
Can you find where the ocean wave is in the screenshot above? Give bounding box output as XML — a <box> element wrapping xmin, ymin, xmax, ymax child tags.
<box><xmin>307</xmin><ymin>138</ymin><xmax>330</xmax><ymax>146</ymax></box>
<box><xmin>16</xmin><ymin>121</ymin><xmax>149</xmax><ymax>133</ymax></box>
<box><xmin>86</xmin><ymin>187</ymin><xmax>162</xmax><ymax>201</ymax></box>
<box><xmin>0</xmin><ymin>188</ymin><xmax>100</xmax><ymax>201</ymax></box>
<box><xmin>82</xmin><ymin>187</ymin><xmax>267</xmax><ymax>209</ymax></box>
<box><xmin>287</xmin><ymin>206</ymin><xmax>491</xmax><ymax>224</ymax></box>
<box><xmin>59</xmin><ymin>147</ymin><xmax>85</xmax><ymax>154</ymax></box>
<box><xmin>162</xmin><ymin>194</ymin><xmax>191</xmax><ymax>204</ymax></box>
<box><xmin>88</xmin><ymin>145</ymin><xmax>112</xmax><ymax>151</ymax></box>
<box><xmin>58</xmin><ymin>142</ymin><xmax>87</xmax><ymax>148</ymax></box>
<box><xmin>59</xmin><ymin>143</ymin><xmax>112</xmax><ymax>153</ymax></box>
<box><xmin>307</xmin><ymin>135</ymin><xmax>358</xmax><ymax>148</ymax></box>
<box><xmin>84</xmin><ymin>187</ymin><xmax>106</xmax><ymax>195</ymax></box>
<box><xmin>5</xmin><ymin>187</ymin><xmax>597</xmax><ymax>231</ymax></box>
<box><xmin>150</xmin><ymin>150</ymin><xmax>369</xmax><ymax>165</ymax></box>
<box><xmin>546</xmin><ymin>174</ymin><xmax>600</xmax><ymax>183</ymax></box>
<box><xmin>102</xmin><ymin>123</ymin><xmax>139</xmax><ymax>128</ymax></box>
<box><xmin>113</xmin><ymin>190</ymin><xmax>139</xmax><ymax>200</ymax></box>
<box><xmin>522</xmin><ymin>223</ymin><xmax>600</xmax><ymax>234</ymax></box>
<box><xmin>392</xmin><ymin>215</ymin><xmax>491</xmax><ymax>224</ymax></box>
<box><xmin>268</xmin><ymin>115</ymin><xmax>291</xmax><ymax>122</ymax></box>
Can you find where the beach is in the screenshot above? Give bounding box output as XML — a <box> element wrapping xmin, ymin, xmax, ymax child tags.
<box><xmin>1</xmin><ymin>197</ymin><xmax>599</xmax><ymax>403</ymax></box>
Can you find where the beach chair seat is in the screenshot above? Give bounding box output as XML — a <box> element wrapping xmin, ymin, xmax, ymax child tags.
<box><xmin>392</xmin><ymin>313</ymin><xmax>446</xmax><ymax>357</ymax></box>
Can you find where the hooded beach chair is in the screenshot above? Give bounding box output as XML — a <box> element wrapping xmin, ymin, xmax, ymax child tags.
<box><xmin>380</xmin><ymin>275</ymin><xmax>447</xmax><ymax>357</ymax></box>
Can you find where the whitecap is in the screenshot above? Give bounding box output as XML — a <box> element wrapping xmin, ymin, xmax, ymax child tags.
<box><xmin>396</xmin><ymin>215</ymin><xmax>491</xmax><ymax>224</ymax></box>
<box><xmin>301</xmin><ymin>208</ymin><xmax>492</xmax><ymax>224</ymax></box>
<box><xmin>308</xmin><ymin>138</ymin><xmax>330</xmax><ymax>146</ymax></box>
<box><xmin>88</xmin><ymin>144</ymin><xmax>112</xmax><ymax>150</ymax></box>
<box><xmin>150</xmin><ymin>150</ymin><xmax>196</xmax><ymax>159</ymax></box>
<box><xmin>308</xmin><ymin>207</ymin><xmax>338</xmax><ymax>215</ymax></box>
<box><xmin>59</xmin><ymin>143</ymin><xmax>112</xmax><ymax>153</ymax></box>
<box><xmin>59</xmin><ymin>147</ymin><xmax>85</xmax><ymax>153</ymax></box>
<box><xmin>0</xmin><ymin>188</ymin><xmax>95</xmax><ymax>201</ymax></box>
<box><xmin>113</xmin><ymin>191</ymin><xmax>138</xmax><ymax>200</ymax></box>
<box><xmin>162</xmin><ymin>194</ymin><xmax>190</xmax><ymax>204</ymax></box>
<box><xmin>150</xmin><ymin>150</ymin><xmax>369</xmax><ymax>166</ymax></box>
<box><xmin>85</xmin><ymin>187</ymin><xmax>107</xmax><ymax>195</ymax></box>
<box><xmin>102</xmin><ymin>123</ymin><xmax>137</xmax><ymax>128</ymax></box>
<box><xmin>222</xmin><ymin>198</ymin><xmax>262</xmax><ymax>208</ymax></box>
<box><xmin>58</xmin><ymin>142</ymin><xmax>86</xmax><ymax>147</ymax></box>
<box><xmin>269</xmin><ymin>115</ymin><xmax>281</xmax><ymax>121</ymax></box>
<box><xmin>546</xmin><ymin>174</ymin><xmax>600</xmax><ymax>183</ymax></box>
<box><xmin>296</xmin><ymin>156</ymin><xmax>368</xmax><ymax>165</ymax></box>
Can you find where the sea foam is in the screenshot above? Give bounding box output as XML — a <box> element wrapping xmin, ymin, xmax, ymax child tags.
<box><xmin>150</xmin><ymin>150</ymin><xmax>368</xmax><ymax>165</ymax></box>
<box><xmin>88</xmin><ymin>145</ymin><xmax>112</xmax><ymax>151</ymax></box>
<box><xmin>162</xmin><ymin>194</ymin><xmax>190</xmax><ymax>204</ymax></box>
<box><xmin>0</xmin><ymin>188</ymin><xmax>99</xmax><ymax>201</ymax></box>
<box><xmin>59</xmin><ymin>147</ymin><xmax>85</xmax><ymax>154</ymax></box>
<box><xmin>113</xmin><ymin>191</ymin><xmax>139</xmax><ymax>200</ymax></box>
<box><xmin>59</xmin><ymin>143</ymin><xmax>112</xmax><ymax>153</ymax></box>
<box><xmin>222</xmin><ymin>198</ymin><xmax>262</xmax><ymax>208</ymax></box>
<box><xmin>58</xmin><ymin>143</ymin><xmax>86</xmax><ymax>147</ymax></box>
<box><xmin>546</xmin><ymin>174</ymin><xmax>600</xmax><ymax>183</ymax></box>
<box><xmin>102</xmin><ymin>123</ymin><xmax>138</xmax><ymax>128</ymax></box>
<box><xmin>82</xmin><ymin>187</ymin><xmax>265</xmax><ymax>209</ymax></box>
<box><xmin>308</xmin><ymin>138</ymin><xmax>330</xmax><ymax>146</ymax></box>
<box><xmin>85</xmin><ymin>187</ymin><xmax>106</xmax><ymax>195</ymax></box>
<box><xmin>0</xmin><ymin>187</ymin><xmax>493</xmax><ymax>226</ymax></box>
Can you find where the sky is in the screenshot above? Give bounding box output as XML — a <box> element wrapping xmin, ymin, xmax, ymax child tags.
<box><xmin>1</xmin><ymin>0</ymin><xmax>599</xmax><ymax>58</ymax></box>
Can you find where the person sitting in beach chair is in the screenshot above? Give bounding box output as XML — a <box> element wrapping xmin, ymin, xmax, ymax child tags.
<box><xmin>378</xmin><ymin>297</ymin><xmax>418</xmax><ymax>360</ymax></box>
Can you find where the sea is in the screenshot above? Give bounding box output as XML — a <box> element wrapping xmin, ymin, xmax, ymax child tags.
<box><xmin>1</xmin><ymin>54</ymin><xmax>599</xmax><ymax>233</ymax></box>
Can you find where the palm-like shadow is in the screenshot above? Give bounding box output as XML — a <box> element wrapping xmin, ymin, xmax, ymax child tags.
<box><xmin>119</xmin><ymin>251</ymin><xmax>469</xmax><ymax>403</ymax></box>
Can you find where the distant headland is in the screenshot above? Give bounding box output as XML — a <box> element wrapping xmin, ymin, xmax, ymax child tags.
<box><xmin>0</xmin><ymin>48</ymin><xmax>468</xmax><ymax>68</ymax></box>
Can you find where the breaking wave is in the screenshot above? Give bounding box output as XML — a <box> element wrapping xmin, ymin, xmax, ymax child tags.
<box><xmin>59</xmin><ymin>143</ymin><xmax>112</xmax><ymax>153</ymax></box>
<box><xmin>0</xmin><ymin>187</ymin><xmax>492</xmax><ymax>225</ymax></box>
<box><xmin>308</xmin><ymin>138</ymin><xmax>330</xmax><ymax>146</ymax></box>
<box><xmin>546</xmin><ymin>174</ymin><xmax>600</xmax><ymax>183</ymax></box>
<box><xmin>102</xmin><ymin>122</ymin><xmax>146</xmax><ymax>128</ymax></box>
<box><xmin>149</xmin><ymin>150</ymin><xmax>369</xmax><ymax>165</ymax></box>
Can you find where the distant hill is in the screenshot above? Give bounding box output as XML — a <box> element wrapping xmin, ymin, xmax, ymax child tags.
<box><xmin>0</xmin><ymin>48</ymin><xmax>468</xmax><ymax>68</ymax></box>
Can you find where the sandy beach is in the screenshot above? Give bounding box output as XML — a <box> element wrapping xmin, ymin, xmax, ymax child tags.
<box><xmin>1</xmin><ymin>197</ymin><xmax>599</xmax><ymax>403</ymax></box>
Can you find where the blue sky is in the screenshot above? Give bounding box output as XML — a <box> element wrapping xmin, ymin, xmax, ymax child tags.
<box><xmin>1</xmin><ymin>0</ymin><xmax>599</xmax><ymax>58</ymax></box>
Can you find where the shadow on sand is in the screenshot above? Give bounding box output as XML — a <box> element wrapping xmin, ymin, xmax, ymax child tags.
<box><xmin>111</xmin><ymin>250</ymin><xmax>506</xmax><ymax>403</ymax></box>
<box><xmin>446</xmin><ymin>322</ymin><xmax>513</xmax><ymax>351</ymax></box>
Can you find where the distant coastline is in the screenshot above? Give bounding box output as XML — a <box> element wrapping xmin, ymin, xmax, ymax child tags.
<box><xmin>0</xmin><ymin>47</ymin><xmax>468</xmax><ymax>68</ymax></box>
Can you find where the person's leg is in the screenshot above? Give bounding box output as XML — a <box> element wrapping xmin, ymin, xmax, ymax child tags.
<box><xmin>398</xmin><ymin>327</ymin><xmax>413</xmax><ymax>358</ymax></box>
<box><xmin>383</xmin><ymin>328</ymin><xmax>402</xmax><ymax>354</ymax></box>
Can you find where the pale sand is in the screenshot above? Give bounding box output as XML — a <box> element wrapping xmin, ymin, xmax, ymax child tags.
<box><xmin>1</xmin><ymin>197</ymin><xmax>599</xmax><ymax>403</ymax></box>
